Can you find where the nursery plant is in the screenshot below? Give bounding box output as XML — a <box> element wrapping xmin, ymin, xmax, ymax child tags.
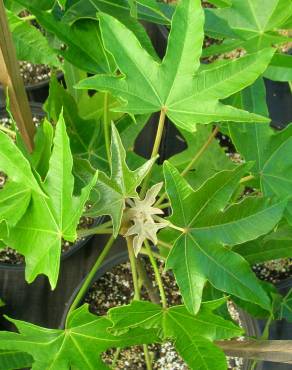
<box><xmin>0</xmin><ymin>0</ymin><xmax>292</xmax><ymax>369</ymax></box>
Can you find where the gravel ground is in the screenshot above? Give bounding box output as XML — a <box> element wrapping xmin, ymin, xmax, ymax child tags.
<box><xmin>19</xmin><ymin>61</ymin><xmax>51</xmax><ymax>85</ymax></box>
<box><xmin>84</xmin><ymin>259</ymin><xmax>244</xmax><ymax>370</ymax></box>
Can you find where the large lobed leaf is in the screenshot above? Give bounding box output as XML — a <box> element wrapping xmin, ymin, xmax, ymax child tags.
<box><xmin>109</xmin><ymin>300</ymin><xmax>243</xmax><ymax>370</ymax></box>
<box><xmin>2</xmin><ymin>113</ymin><xmax>97</xmax><ymax>288</ymax></box>
<box><xmin>0</xmin><ymin>305</ymin><xmax>159</xmax><ymax>370</ymax></box>
<box><xmin>204</xmin><ymin>0</ymin><xmax>292</xmax><ymax>55</ymax></box>
<box><xmin>77</xmin><ymin>0</ymin><xmax>273</xmax><ymax>132</ymax></box>
<box><xmin>163</xmin><ymin>162</ymin><xmax>285</xmax><ymax>314</ymax></box>
<box><xmin>227</xmin><ymin>78</ymin><xmax>292</xmax><ymax>219</ymax></box>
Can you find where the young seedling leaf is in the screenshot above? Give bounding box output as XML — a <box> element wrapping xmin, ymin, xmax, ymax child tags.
<box><xmin>109</xmin><ymin>300</ymin><xmax>243</xmax><ymax>370</ymax></box>
<box><xmin>163</xmin><ymin>162</ymin><xmax>285</xmax><ymax>314</ymax></box>
<box><xmin>3</xmin><ymin>113</ymin><xmax>98</xmax><ymax>288</ymax></box>
<box><xmin>0</xmin><ymin>305</ymin><xmax>159</xmax><ymax>370</ymax></box>
<box><xmin>86</xmin><ymin>124</ymin><xmax>155</xmax><ymax>236</ymax></box>
<box><xmin>77</xmin><ymin>0</ymin><xmax>273</xmax><ymax>132</ymax></box>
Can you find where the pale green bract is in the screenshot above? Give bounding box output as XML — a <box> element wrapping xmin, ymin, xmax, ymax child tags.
<box><xmin>1</xmin><ymin>113</ymin><xmax>97</xmax><ymax>288</ymax></box>
<box><xmin>77</xmin><ymin>0</ymin><xmax>273</xmax><ymax>132</ymax></box>
<box><xmin>86</xmin><ymin>124</ymin><xmax>156</xmax><ymax>236</ymax></box>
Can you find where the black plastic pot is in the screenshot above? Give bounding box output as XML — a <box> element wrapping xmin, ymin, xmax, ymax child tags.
<box><xmin>0</xmin><ymin>72</ymin><xmax>63</xmax><ymax>105</ymax></box>
<box><xmin>60</xmin><ymin>246</ymin><xmax>269</xmax><ymax>370</ymax></box>
<box><xmin>0</xmin><ymin>104</ymin><xmax>108</xmax><ymax>328</ymax></box>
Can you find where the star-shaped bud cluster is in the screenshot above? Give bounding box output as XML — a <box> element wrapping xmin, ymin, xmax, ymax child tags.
<box><xmin>125</xmin><ymin>183</ymin><xmax>169</xmax><ymax>256</ymax></box>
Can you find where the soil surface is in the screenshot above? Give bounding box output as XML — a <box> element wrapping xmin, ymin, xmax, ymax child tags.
<box><xmin>84</xmin><ymin>258</ymin><xmax>243</xmax><ymax>370</ymax></box>
<box><xmin>19</xmin><ymin>61</ymin><xmax>51</xmax><ymax>85</ymax></box>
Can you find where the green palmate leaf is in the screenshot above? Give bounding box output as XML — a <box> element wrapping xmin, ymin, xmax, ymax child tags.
<box><xmin>0</xmin><ymin>129</ymin><xmax>44</xmax><ymax>234</ymax></box>
<box><xmin>0</xmin><ymin>182</ymin><xmax>31</xmax><ymax>233</ymax></box>
<box><xmin>264</xmin><ymin>54</ymin><xmax>292</xmax><ymax>82</ymax></box>
<box><xmin>279</xmin><ymin>289</ymin><xmax>292</xmax><ymax>322</ymax></box>
<box><xmin>169</xmin><ymin>125</ymin><xmax>235</xmax><ymax>189</ymax></box>
<box><xmin>45</xmin><ymin>76</ymin><xmax>103</xmax><ymax>167</ymax></box>
<box><xmin>62</xmin><ymin>0</ymin><xmax>168</xmax><ymax>60</ymax></box>
<box><xmin>77</xmin><ymin>0</ymin><xmax>273</xmax><ymax>132</ymax></box>
<box><xmin>163</xmin><ymin>162</ymin><xmax>285</xmax><ymax>314</ymax></box>
<box><xmin>63</xmin><ymin>0</ymin><xmax>173</xmax><ymax>26</ymax></box>
<box><xmin>205</xmin><ymin>0</ymin><xmax>292</xmax><ymax>54</ymax></box>
<box><xmin>86</xmin><ymin>125</ymin><xmax>155</xmax><ymax>236</ymax></box>
<box><xmin>227</xmin><ymin>78</ymin><xmax>292</xmax><ymax>214</ymax></box>
<box><xmin>16</xmin><ymin>118</ymin><xmax>54</xmax><ymax>180</ymax></box>
<box><xmin>109</xmin><ymin>300</ymin><xmax>242</xmax><ymax>370</ymax></box>
<box><xmin>15</xmin><ymin>0</ymin><xmax>115</xmax><ymax>74</ymax></box>
<box><xmin>6</xmin><ymin>10</ymin><xmax>60</xmax><ymax>68</ymax></box>
<box><xmin>4</xmin><ymin>113</ymin><xmax>97</xmax><ymax>288</ymax></box>
<box><xmin>0</xmin><ymin>305</ymin><xmax>159</xmax><ymax>370</ymax></box>
<box><xmin>234</xmin><ymin>223</ymin><xmax>292</xmax><ymax>264</ymax></box>
<box><xmin>0</xmin><ymin>350</ymin><xmax>33</xmax><ymax>370</ymax></box>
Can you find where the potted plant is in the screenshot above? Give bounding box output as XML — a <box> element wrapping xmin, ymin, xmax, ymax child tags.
<box><xmin>0</xmin><ymin>0</ymin><xmax>292</xmax><ymax>369</ymax></box>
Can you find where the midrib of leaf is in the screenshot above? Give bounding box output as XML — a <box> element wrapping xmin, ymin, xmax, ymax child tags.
<box><xmin>184</xmin><ymin>235</ymin><xmax>196</xmax><ymax>309</ymax></box>
<box><xmin>168</xmin><ymin>167</ymin><xmax>188</xmax><ymax>225</ymax></box>
<box><xmin>93</xmin><ymin>25</ymin><xmax>112</xmax><ymax>72</ymax></box>
<box><xmin>46</xmin><ymin>333</ymin><xmax>67</xmax><ymax>370</ymax></box>
<box><xmin>93</xmin><ymin>0</ymin><xmax>170</xmax><ymax>23</ymax></box>
<box><xmin>261</xmin><ymin>0</ymin><xmax>281</xmax><ymax>31</ymax></box>
<box><xmin>262</xmin><ymin>137</ymin><xmax>292</xmax><ymax>171</ymax></box>
<box><xmin>166</xmin><ymin>311</ymin><xmax>210</xmax><ymax>369</ymax></box>
<box><xmin>101</xmin><ymin>16</ymin><xmax>162</xmax><ymax>106</ymax></box>
<box><xmin>169</xmin><ymin>55</ymin><xmax>266</xmax><ymax>106</ymax></box>
<box><xmin>187</xmin><ymin>172</ymin><xmax>239</xmax><ymax>227</ymax></box>
<box><xmin>191</xmin><ymin>202</ymin><xmax>281</xmax><ymax>235</ymax></box>
<box><xmin>69</xmin><ymin>335</ymin><xmax>94</xmax><ymax>370</ymax></box>
<box><xmin>188</xmin><ymin>233</ymin><xmax>260</xmax><ymax>298</ymax></box>
<box><xmin>246</xmin><ymin>0</ymin><xmax>263</xmax><ymax>32</ymax></box>
<box><xmin>173</xmin><ymin>309</ymin><xmax>239</xmax><ymax>333</ymax></box>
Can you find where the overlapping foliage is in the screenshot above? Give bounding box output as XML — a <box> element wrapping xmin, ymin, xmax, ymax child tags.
<box><xmin>0</xmin><ymin>0</ymin><xmax>292</xmax><ymax>369</ymax></box>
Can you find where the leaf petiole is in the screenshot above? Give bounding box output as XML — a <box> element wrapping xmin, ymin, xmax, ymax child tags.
<box><xmin>155</xmin><ymin>126</ymin><xmax>219</xmax><ymax>207</ymax></box>
<box><xmin>65</xmin><ymin>235</ymin><xmax>115</xmax><ymax>324</ymax></box>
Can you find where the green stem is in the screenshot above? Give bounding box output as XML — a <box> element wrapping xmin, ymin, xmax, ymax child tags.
<box><xmin>251</xmin><ymin>313</ymin><xmax>274</xmax><ymax>369</ymax></box>
<box><xmin>0</xmin><ymin>124</ymin><xmax>16</xmax><ymax>139</ymax></box>
<box><xmin>77</xmin><ymin>227</ymin><xmax>113</xmax><ymax>238</ymax></box>
<box><xmin>143</xmin><ymin>344</ymin><xmax>152</xmax><ymax>370</ymax></box>
<box><xmin>144</xmin><ymin>240</ymin><xmax>167</xmax><ymax>309</ymax></box>
<box><xmin>103</xmin><ymin>92</ymin><xmax>111</xmax><ymax>163</ymax></box>
<box><xmin>111</xmin><ymin>348</ymin><xmax>121</xmax><ymax>368</ymax></box>
<box><xmin>77</xmin><ymin>220</ymin><xmax>113</xmax><ymax>238</ymax></box>
<box><xmin>140</xmin><ymin>108</ymin><xmax>166</xmax><ymax>198</ymax></box>
<box><xmin>127</xmin><ymin>238</ymin><xmax>153</xmax><ymax>369</ymax></box>
<box><xmin>140</xmin><ymin>247</ymin><xmax>165</xmax><ymax>261</ymax></box>
<box><xmin>155</xmin><ymin>126</ymin><xmax>219</xmax><ymax>207</ymax></box>
<box><xmin>21</xmin><ymin>15</ymin><xmax>36</xmax><ymax>21</ymax></box>
<box><xmin>157</xmin><ymin>239</ymin><xmax>172</xmax><ymax>249</ymax></box>
<box><xmin>240</xmin><ymin>175</ymin><xmax>255</xmax><ymax>184</ymax></box>
<box><xmin>126</xmin><ymin>237</ymin><xmax>140</xmax><ymax>301</ymax></box>
<box><xmin>181</xmin><ymin>126</ymin><xmax>219</xmax><ymax>176</ymax></box>
<box><xmin>65</xmin><ymin>236</ymin><xmax>115</xmax><ymax>325</ymax></box>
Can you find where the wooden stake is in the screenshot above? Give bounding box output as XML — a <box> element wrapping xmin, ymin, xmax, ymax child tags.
<box><xmin>217</xmin><ymin>340</ymin><xmax>292</xmax><ymax>364</ymax></box>
<box><xmin>0</xmin><ymin>0</ymin><xmax>35</xmax><ymax>152</ymax></box>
